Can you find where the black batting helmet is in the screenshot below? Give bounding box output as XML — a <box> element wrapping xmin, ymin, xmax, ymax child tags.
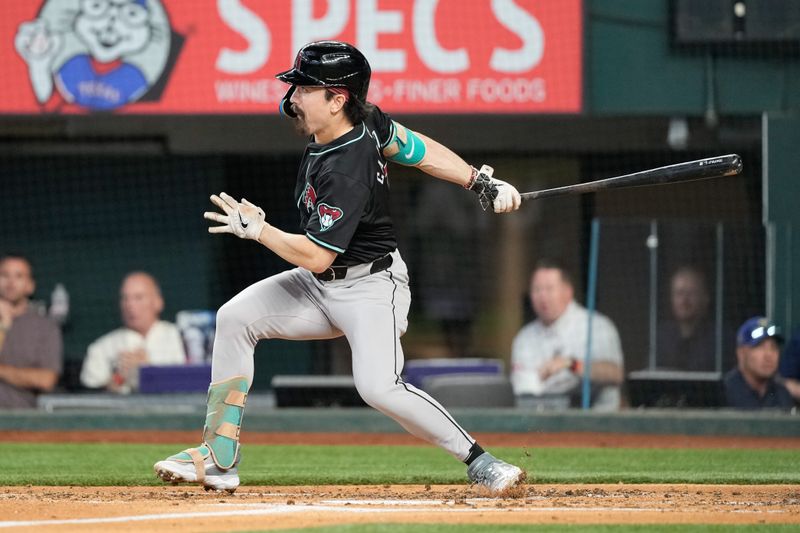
<box><xmin>276</xmin><ymin>41</ymin><xmax>371</xmax><ymax>118</ymax></box>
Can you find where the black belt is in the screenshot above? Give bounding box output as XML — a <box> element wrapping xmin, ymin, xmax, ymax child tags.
<box><xmin>315</xmin><ymin>253</ymin><xmax>394</xmax><ymax>282</ymax></box>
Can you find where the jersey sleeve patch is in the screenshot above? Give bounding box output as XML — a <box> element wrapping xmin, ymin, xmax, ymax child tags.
<box><xmin>317</xmin><ymin>203</ymin><xmax>344</xmax><ymax>232</ymax></box>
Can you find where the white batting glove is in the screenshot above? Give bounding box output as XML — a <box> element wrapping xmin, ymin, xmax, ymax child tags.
<box><xmin>468</xmin><ymin>165</ymin><xmax>522</xmax><ymax>213</ymax></box>
<box><xmin>491</xmin><ymin>177</ymin><xmax>521</xmax><ymax>213</ymax></box>
<box><xmin>204</xmin><ymin>192</ymin><xmax>266</xmax><ymax>240</ymax></box>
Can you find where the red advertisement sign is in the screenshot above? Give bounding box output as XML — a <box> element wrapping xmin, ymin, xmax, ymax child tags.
<box><xmin>2</xmin><ymin>0</ymin><xmax>582</xmax><ymax>114</ymax></box>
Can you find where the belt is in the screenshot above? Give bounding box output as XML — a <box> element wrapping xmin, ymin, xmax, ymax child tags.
<box><xmin>315</xmin><ymin>253</ymin><xmax>394</xmax><ymax>282</ymax></box>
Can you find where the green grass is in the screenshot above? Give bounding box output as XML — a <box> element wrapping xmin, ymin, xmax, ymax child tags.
<box><xmin>252</xmin><ymin>526</ymin><xmax>800</xmax><ymax>533</ymax></box>
<box><xmin>0</xmin><ymin>443</ymin><xmax>798</xmax><ymax>486</ymax></box>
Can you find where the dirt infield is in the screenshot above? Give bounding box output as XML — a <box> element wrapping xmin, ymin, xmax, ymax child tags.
<box><xmin>1</xmin><ymin>484</ymin><xmax>799</xmax><ymax>532</ymax></box>
<box><xmin>2</xmin><ymin>432</ymin><xmax>799</xmax><ymax>531</ymax></box>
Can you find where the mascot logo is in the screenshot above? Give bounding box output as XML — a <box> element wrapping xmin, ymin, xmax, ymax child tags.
<box><xmin>317</xmin><ymin>203</ymin><xmax>343</xmax><ymax>232</ymax></box>
<box><xmin>14</xmin><ymin>0</ymin><xmax>181</xmax><ymax>111</ymax></box>
<box><xmin>302</xmin><ymin>183</ymin><xmax>317</xmax><ymax>212</ymax></box>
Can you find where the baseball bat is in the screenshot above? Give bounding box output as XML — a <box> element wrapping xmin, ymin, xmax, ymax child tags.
<box><xmin>520</xmin><ymin>154</ymin><xmax>742</xmax><ymax>202</ymax></box>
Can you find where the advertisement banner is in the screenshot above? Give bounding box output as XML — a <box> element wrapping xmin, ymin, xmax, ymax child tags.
<box><xmin>2</xmin><ymin>0</ymin><xmax>582</xmax><ymax>114</ymax></box>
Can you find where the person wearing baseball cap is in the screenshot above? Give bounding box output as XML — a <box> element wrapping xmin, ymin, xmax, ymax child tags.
<box><xmin>723</xmin><ymin>317</ymin><xmax>794</xmax><ymax>410</ymax></box>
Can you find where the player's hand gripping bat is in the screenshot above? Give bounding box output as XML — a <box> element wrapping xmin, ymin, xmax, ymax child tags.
<box><xmin>468</xmin><ymin>165</ymin><xmax>522</xmax><ymax>212</ymax></box>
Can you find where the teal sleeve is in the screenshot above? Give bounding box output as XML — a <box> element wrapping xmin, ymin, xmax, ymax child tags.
<box><xmin>385</xmin><ymin>124</ymin><xmax>426</xmax><ymax>166</ymax></box>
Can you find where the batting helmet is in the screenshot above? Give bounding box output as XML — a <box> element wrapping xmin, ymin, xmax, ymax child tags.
<box><xmin>275</xmin><ymin>41</ymin><xmax>371</xmax><ymax>118</ymax></box>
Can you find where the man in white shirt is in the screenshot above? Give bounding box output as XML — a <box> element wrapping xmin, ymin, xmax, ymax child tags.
<box><xmin>80</xmin><ymin>272</ymin><xmax>186</xmax><ymax>393</ymax></box>
<box><xmin>511</xmin><ymin>260</ymin><xmax>624</xmax><ymax>410</ymax></box>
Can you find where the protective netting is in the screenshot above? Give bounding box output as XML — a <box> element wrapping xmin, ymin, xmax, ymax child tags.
<box><xmin>0</xmin><ymin>1</ymin><xmax>795</xmax><ymax>410</ymax></box>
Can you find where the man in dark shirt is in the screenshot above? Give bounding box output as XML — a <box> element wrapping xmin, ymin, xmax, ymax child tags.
<box><xmin>724</xmin><ymin>316</ymin><xmax>794</xmax><ymax>410</ymax></box>
<box><xmin>0</xmin><ymin>254</ymin><xmax>63</xmax><ymax>408</ymax></box>
<box><xmin>779</xmin><ymin>328</ymin><xmax>800</xmax><ymax>401</ymax></box>
<box><xmin>657</xmin><ymin>266</ymin><xmax>728</xmax><ymax>371</ymax></box>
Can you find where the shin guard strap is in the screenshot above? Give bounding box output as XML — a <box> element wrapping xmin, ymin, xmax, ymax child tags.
<box><xmin>216</xmin><ymin>421</ymin><xmax>239</xmax><ymax>440</ymax></box>
<box><xmin>187</xmin><ymin>448</ymin><xmax>205</xmax><ymax>483</ymax></box>
<box><xmin>225</xmin><ymin>390</ymin><xmax>247</xmax><ymax>408</ymax></box>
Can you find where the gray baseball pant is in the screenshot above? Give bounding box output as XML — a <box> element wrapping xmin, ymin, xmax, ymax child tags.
<box><xmin>209</xmin><ymin>249</ymin><xmax>476</xmax><ymax>461</ymax></box>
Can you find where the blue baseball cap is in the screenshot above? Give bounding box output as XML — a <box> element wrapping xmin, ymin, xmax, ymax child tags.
<box><xmin>736</xmin><ymin>317</ymin><xmax>783</xmax><ymax>347</ymax></box>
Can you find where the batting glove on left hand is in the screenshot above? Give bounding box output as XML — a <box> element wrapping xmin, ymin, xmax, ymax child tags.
<box><xmin>205</xmin><ymin>192</ymin><xmax>266</xmax><ymax>240</ymax></box>
<box><xmin>468</xmin><ymin>165</ymin><xmax>522</xmax><ymax>213</ymax></box>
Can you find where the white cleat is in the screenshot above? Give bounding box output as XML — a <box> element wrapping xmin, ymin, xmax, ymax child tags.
<box><xmin>466</xmin><ymin>452</ymin><xmax>525</xmax><ymax>493</ymax></box>
<box><xmin>154</xmin><ymin>447</ymin><xmax>240</xmax><ymax>493</ymax></box>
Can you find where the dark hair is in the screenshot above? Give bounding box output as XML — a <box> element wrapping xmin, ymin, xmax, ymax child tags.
<box><xmin>325</xmin><ymin>89</ymin><xmax>374</xmax><ymax>124</ymax></box>
<box><xmin>533</xmin><ymin>258</ymin><xmax>573</xmax><ymax>287</ymax></box>
<box><xmin>671</xmin><ymin>265</ymin><xmax>707</xmax><ymax>285</ymax></box>
<box><xmin>0</xmin><ymin>253</ymin><xmax>33</xmax><ymax>271</ymax></box>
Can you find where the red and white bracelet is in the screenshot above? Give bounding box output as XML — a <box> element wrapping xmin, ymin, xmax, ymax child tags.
<box><xmin>464</xmin><ymin>165</ymin><xmax>479</xmax><ymax>190</ymax></box>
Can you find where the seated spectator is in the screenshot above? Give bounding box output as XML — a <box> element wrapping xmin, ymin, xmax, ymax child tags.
<box><xmin>0</xmin><ymin>254</ymin><xmax>62</xmax><ymax>408</ymax></box>
<box><xmin>779</xmin><ymin>327</ymin><xmax>800</xmax><ymax>402</ymax></box>
<box><xmin>656</xmin><ymin>266</ymin><xmax>726</xmax><ymax>371</ymax></box>
<box><xmin>511</xmin><ymin>260</ymin><xmax>624</xmax><ymax>411</ymax></box>
<box><xmin>724</xmin><ymin>317</ymin><xmax>794</xmax><ymax>410</ymax></box>
<box><xmin>80</xmin><ymin>271</ymin><xmax>186</xmax><ymax>394</ymax></box>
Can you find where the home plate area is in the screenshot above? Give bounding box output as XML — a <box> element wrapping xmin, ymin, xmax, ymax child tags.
<box><xmin>0</xmin><ymin>484</ymin><xmax>798</xmax><ymax>532</ymax></box>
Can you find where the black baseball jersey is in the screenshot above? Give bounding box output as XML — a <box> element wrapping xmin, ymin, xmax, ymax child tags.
<box><xmin>295</xmin><ymin>105</ymin><xmax>397</xmax><ymax>266</ymax></box>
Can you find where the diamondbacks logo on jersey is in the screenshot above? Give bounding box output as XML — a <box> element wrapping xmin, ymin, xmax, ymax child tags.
<box><xmin>302</xmin><ymin>183</ymin><xmax>316</xmax><ymax>212</ymax></box>
<box><xmin>317</xmin><ymin>203</ymin><xmax>343</xmax><ymax>232</ymax></box>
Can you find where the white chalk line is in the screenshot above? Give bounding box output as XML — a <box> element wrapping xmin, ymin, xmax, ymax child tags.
<box><xmin>0</xmin><ymin>505</ymin><xmax>483</xmax><ymax>529</ymax></box>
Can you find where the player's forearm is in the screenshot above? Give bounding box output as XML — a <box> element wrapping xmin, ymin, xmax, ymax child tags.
<box><xmin>257</xmin><ymin>224</ymin><xmax>336</xmax><ymax>273</ymax></box>
<box><xmin>413</xmin><ymin>133</ymin><xmax>473</xmax><ymax>187</ymax></box>
<box><xmin>0</xmin><ymin>363</ymin><xmax>58</xmax><ymax>391</ymax></box>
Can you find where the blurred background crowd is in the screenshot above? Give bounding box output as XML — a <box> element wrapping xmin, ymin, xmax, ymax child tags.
<box><xmin>1</xmin><ymin>0</ymin><xmax>799</xmax><ymax>413</ymax></box>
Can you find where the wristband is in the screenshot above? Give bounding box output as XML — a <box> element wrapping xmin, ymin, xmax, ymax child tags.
<box><xmin>464</xmin><ymin>166</ymin><xmax>478</xmax><ymax>190</ymax></box>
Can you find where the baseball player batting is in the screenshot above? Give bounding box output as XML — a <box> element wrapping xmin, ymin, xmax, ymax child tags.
<box><xmin>153</xmin><ymin>41</ymin><xmax>524</xmax><ymax>494</ymax></box>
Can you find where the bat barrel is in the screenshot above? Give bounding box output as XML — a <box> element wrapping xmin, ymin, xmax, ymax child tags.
<box><xmin>521</xmin><ymin>154</ymin><xmax>742</xmax><ymax>202</ymax></box>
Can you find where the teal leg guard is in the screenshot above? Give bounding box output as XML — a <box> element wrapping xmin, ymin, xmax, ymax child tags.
<box><xmin>203</xmin><ymin>375</ymin><xmax>248</xmax><ymax>469</ymax></box>
<box><xmin>165</xmin><ymin>375</ymin><xmax>249</xmax><ymax>471</ymax></box>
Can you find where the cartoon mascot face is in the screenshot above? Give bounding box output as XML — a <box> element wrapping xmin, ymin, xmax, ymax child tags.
<box><xmin>75</xmin><ymin>0</ymin><xmax>153</xmax><ymax>63</ymax></box>
<box><xmin>15</xmin><ymin>0</ymin><xmax>175</xmax><ymax>111</ymax></box>
<box><xmin>317</xmin><ymin>203</ymin><xmax>343</xmax><ymax>232</ymax></box>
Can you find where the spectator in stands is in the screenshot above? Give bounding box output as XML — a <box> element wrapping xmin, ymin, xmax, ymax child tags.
<box><xmin>80</xmin><ymin>271</ymin><xmax>185</xmax><ymax>394</ymax></box>
<box><xmin>778</xmin><ymin>327</ymin><xmax>800</xmax><ymax>402</ymax></box>
<box><xmin>724</xmin><ymin>316</ymin><xmax>794</xmax><ymax>410</ymax></box>
<box><xmin>510</xmin><ymin>259</ymin><xmax>624</xmax><ymax>411</ymax></box>
<box><xmin>656</xmin><ymin>266</ymin><xmax>725</xmax><ymax>371</ymax></box>
<box><xmin>0</xmin><ymin>254</ymin><xmax>63</xmax><ymax>408</ymax></box>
